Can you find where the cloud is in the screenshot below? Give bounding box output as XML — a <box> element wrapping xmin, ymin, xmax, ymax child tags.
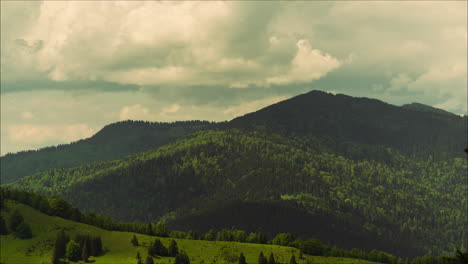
<box><xmin>1</xmin><ymin>2</ymin><xmax>342</xmax><ymax>89</ymax></box>
<box><xmin>119</xmin><ymin>104</ymin><xmax>151</xmax><ymax>121</ymax></box>
<box><xmin>7</xmin><ymin>124</ymin><xmax>95</xmax><ymax>145</ymax></box>
<box><xmin>162</xmin><ymin>104</ymin><xmax>181</xmax><ymax>114</ymax></box>
<box><xmin>223</xmin><ymin>96</ymin><xmax>288</xmax><ymax>119</ymax></box>
<box><xmin>20</xmin><ymin>111</ymin><xmax>34</xmax><ymax>119</ymax></box>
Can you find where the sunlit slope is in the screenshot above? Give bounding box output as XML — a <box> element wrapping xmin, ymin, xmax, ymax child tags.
<box><xmin>0</xmin><ymin>201</ymin><xmax>380</xmax><ymax>264</ymax></box>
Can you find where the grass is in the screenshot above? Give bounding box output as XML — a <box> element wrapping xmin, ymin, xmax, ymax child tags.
<box><xmin>1</xmin><ymin>201</ymin><xmax>381</xmax><ymax>264</ymax></box>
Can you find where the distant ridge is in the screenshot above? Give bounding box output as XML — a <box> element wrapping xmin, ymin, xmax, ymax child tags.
<box><xmin>1</xmin><ymin>120</ymin><xmax>215</xmax><ymax>184</ymax></box>
<box><xmin>228</xmin><ymin>90</ymin><xmax>466</xmax><ymax>159</ymax></box>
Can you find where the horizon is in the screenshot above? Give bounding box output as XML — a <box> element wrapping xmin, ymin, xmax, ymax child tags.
<box><xmin>1</xmin><ymin>89</ymin><xmax>464</xmax><ymax>157</ymax></box>
<box><xmin>1</xmin><ymin>1</ymin><xmax>467</xmax><ymax>155</ymax></box>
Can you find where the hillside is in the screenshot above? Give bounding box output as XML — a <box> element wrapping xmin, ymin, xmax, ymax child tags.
<box><xmin>8</xmin><ymin>129</ymin><xmax>467</xmax><ymax>257</ymax></box>
<box><xmin>0</xmin><ymin>200</ymin><xmax>381</xmax><ymax>264</ymax></box>
<box><xmin>2</xmin><ymin>90</ymin><xmax>465</xmax><ymax>185</ymax></box>
<box><xmin>228</xmin><ymin>90</ymin><xmax>466</xmax><ymax>160</ymax></box>
<box><xmin>1</xmin><ymin>120</ymin><xmax>216</xmax><ymax>184</ymax></box>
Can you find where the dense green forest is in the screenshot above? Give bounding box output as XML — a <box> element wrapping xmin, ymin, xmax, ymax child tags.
<box><xmin>228</xmin><ymin>91</ymin><xmax>466</xmax><ymax>160</ymax></box>
<box><xmin>8</xmin><ymin>129</ymin><xmax>467</xmax><ymax>257</ymax></box>
<box><xmin>2</xmin><ymin>91</ymin><xmax>467</xmax><ymax>260</ymax></box>
<box><xmin>2</xmin><ymin>91</ymin><xmax>465</xmax><ymax>185</ymax></box>
<box><xmin>0</xmin><ymin>120</ymin><xmax>216</xmax><ymax>184</ymax></box>
<box><xmin>2</xmin><ymin>189</ymin><xmax>466</xmax><ymax>264</ymax></box>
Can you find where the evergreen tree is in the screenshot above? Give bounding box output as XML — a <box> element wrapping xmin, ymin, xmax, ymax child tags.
<box><xmin>147</xmin><ymin>222</ymin><xmax>153</xmax><ymax>236</ymax></box>
<box><xmin>145</xmin><ymin>255</ymin><xmax>155</xmax><ymax>264</ymax></box>
<box><xmin>15</xmin><ymin>222</ymin><xmax>32</xmax><ymax>239</ymax></box>
<box><xmin>258</xmin><ymin>252</ymin><xmax>268</xmax><ymax>264</ymax></box>
<box><xmin>136</xmin><ymin>251</ymin><xmax>141</xmax><ymax>260</ymax></box>
<box><xmin>168</xmin><ymin>239</ymin><xmax>179</xmax><ymax>257</ymax></box>
<box><xmin>154</xmin><ymin>222</ymin><xmax>168</xmax><ymax>237</ymax></box>
<box><xmin>131</xmin><ymin>234</ymin><xmax>139</xmax><ymax>246</ymax></box>
<box><xmin>66</xmin><ymin>240</ymin><xmax>82</xmax><ymax>262</ymax></box>
<box><xmin>204</xmin><ymin>229</ymin><xmax>215</xmax><ymax>241</ymax></box>
<box><xmin>8</xmin><ymin>210</ymin><xmax>24</xmax><ymax>231</ymax></box>
<box><xmin>0</xmin><ymin>216</ymin><xmax>8</xmax><ymax>235</ymax></box>
<box><xmin>174</xmin><ymin>250</ymin><xmax>190</xmax><ymax>264</ymax></box>
<box><xmin>52</xmin><ymin>230</ymin><xmax>68</xmax><ymax>264</ymax></box>
<box><xmin>289</xmin><ymin>255</ymin><xmax>298</xmax><ymax>264</ymax></box>
<box><xmin>95</xmin><ymin>236</ymin><xmax>103</xmax><ymax>255</ymax></box>
<box><xmin>239</xmin><ymin>252</ymin><xmax>247</xmax><ymax>264</ymax></box>
<box><xmin>81</xmin><ymin>241</ymin><xmax>89</xmax><ymax>262</ymax></box>
<box><xmin>148</xmin><ymin>238</ymin><xmax>168</xmax><ymax>256</ymax></box>
<box><xmin>268</xmin><ymin>253</ymin><xmax>276</xmax><ymax>264</ymax></box>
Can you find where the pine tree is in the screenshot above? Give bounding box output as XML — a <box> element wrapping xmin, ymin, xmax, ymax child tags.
<box><xmin>52</xmin><ymin>230</ymin><xmax>67</xmax><ymax>264</ymax></box>
<box><xmin>154</xmin><ymin>222</ymin><xmax>168</xmax><ymax>237</ymax></box>
<box><xmin>131</xmin><ymin>234</ymin><xmax>140</xmax><ymax>246</ymax></box>
<box><xmin>147</xmin><ymin>222</ymin><xmax>153</xmax><ymax>236</ymax></box>
<box><xmin>0</xmin><ymin>216</ymin><xmax>8</xmax><ymax>235</ymax></box>
<box><xmin>15</xmin><ymin>222</ymin><xmax>32</xmax><ymax>239</ymax></box>
<box><xmin>289</xmin><ymin>255</ymin><xmax>298</xmax><ymax>264</ymax></box>
<box><xmin>168</xmin><ymin>239</ymin><xmax>179</xmax><ymax>257</ymax></box>
<box><xmin>95</xmin><ymin>236</ymin><xmax>103</xmax><ymax>255</ymax></box>
<box><xmin>148</xmin><ymin>238</ymin><xmax>168</xmax><ymax>257</ymax></box>
<box><xmin>81</xmin><ymin>241</ymin><xmax>89</xmax><ymax>262</ymax></box>
<box><xmin>8</xmin><ymin>210</ymin><xmax>23</xmax><ymax>231</ymax></box>
<box><xmin>239</xmin><ymin>252</ymin><xmax>247</xmax><ymax>264</ymax></box>
<box><xmin>66</xmin><ymin>240</ymin><xmax>82</xmax><ymax>262</ymax></box>
<box><xmin>268</xmin><ymin>253</ymin><xmax>276</xmax><ymax>264</ymax></box>
<box><xmin>145</xmin><ymin>255</ymin><xmax>155</xmax><ymax>264</ymax></box>
<box><xmin>204</xmin><ymin>229</ymin><xmax>215</xmax><ymax>241</ymax></box>
<box><xmin>174</xmin><ymin>250</ymin><xmax>190</xmax><ymax>264</ymax></box>
<box><xmin>258</xmin><ymin>252</ymin><xmax>268</xmax><ymax>264</ymax></box>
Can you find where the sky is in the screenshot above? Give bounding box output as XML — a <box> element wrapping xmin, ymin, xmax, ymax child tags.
<box><xmin>1</xmin><ymin>1</ymin><xmax>467</xmax><ymax>155</ymax></box>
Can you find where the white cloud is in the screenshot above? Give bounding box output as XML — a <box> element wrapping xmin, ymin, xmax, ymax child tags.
<box><xmin>20</xmin><ymin>111</ymin><xmax>34</xmax><ymax>119</ymax></box>
<box><xmin>162</xmin><ymin>104</ymin><xmax>181</xmax><ymax>114</ymax></box>
<box><xmin>1</xmin><ymin>2</ymin><xmax>341</xmax><ymax>88</ymax></box>
<box><xmin>119</xmin><ymin>104</ymin><xmax>151</xmax><ymax>120</ymax></box>
<box><xmin>223</xmin><ymin>96</ymin><xmax>288</xmax><ymax>119</ymax></box>
<box><xmin>7</xmin><ymin>124</ymin><xmax>95</xmax><ymax>144</ymax></box>
<box><xmin>266</xmin><ymin>40</ymin><xmax>341</xmax><ymax>85</ymax></box>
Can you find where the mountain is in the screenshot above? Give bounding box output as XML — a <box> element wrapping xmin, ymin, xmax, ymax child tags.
<box><xmin>8</xmin><ymin>130</ymin><xmax>466</xmax><ymax>257</ymax></box>
<box><xmin>3</xmin><ymin>90</ymin><xmax>467</xmax><ymax>258</ymax></box>
<box><xmin>228</xmin><ymin>90</ymin><xmax>466</xmax><ymax>160</ymax></box>
<box><xmin>3</xmin><ymin>90</ymin><xmax>464</xmax><ymax>185</ymax></box>
<box><xmin>0</xmin><ymin>120</ymin><xmax>216</xmax><ymax>184</ymax></box>
<box><xmin>401</xmin><ymin>102</ymin><xmax>457</xmax><ymax>116</ymax></box>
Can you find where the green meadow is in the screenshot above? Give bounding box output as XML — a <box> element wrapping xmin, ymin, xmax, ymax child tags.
<box><xmin>1</xmin><ymin>201</ymin><xmax>380</xmax><ymax>264</ymax></box>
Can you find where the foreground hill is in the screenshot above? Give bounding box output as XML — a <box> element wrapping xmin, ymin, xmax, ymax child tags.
<box><xmin>1</xmin><ymin>120</ymin><xmax>215</xmax><ymax>184</ymax></box>
<box><xmin>9</xmin><ymin>130</ymin><xmax>467</xmax><ymax>257</ymax></box>
<box><xmin>0</xmin><ymin>200</ymin><xmax>381</xmax><ymax>264</ymax></box>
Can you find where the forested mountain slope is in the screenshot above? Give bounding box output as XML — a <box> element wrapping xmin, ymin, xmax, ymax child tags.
<box><xmin>9</xmin><ymin>130</ymin><xmax>467</xmax><ymax>257</ymax></box>
<box><xmin>228</xmin><ymin>90</ymin><xmax>466</xmax><ymax>160</ymax></box>
<box><xmin>1</xmin><ymin>120</ymin><xmax>216</xmax><ymax>184</ymax></box>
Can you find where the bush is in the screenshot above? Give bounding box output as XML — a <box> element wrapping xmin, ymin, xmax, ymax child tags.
<box><xmin>66</xmin><ymin>240</ymin><xmax>81</xmax><ymax>262</ymax></box>
<box><xmin>15</xmin><ymin>222</ymin><xmax>32</xmax><ymax>239</ymax></box>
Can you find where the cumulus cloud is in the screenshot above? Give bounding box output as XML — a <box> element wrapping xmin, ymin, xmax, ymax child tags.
<box><xmin>7</xmin><ymin>124</ymin><xmax>95</xmax><ymax>144</ymax></box>
<box><xmin>20</xmin><ymin>111</ymin><xmax>34</xmax><ymax>120</ymax></box>
<box><xmin>1</xmin><ymin>2</ymin><xmax>342</xmax><ymax>89</ymax></box>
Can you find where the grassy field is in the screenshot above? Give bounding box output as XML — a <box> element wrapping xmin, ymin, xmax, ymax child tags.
<box><xmin>0</xmin><ymin>201</ymin><xmax>381</xmax><ymax>264</ymax></box>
